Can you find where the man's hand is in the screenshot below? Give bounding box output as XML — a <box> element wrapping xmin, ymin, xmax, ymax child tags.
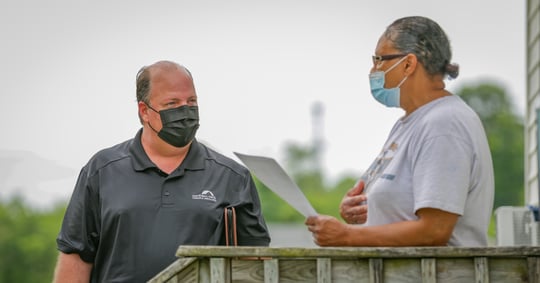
<box><xmin>339</xmin><ymin>181</ymin><xmax>367</xmax><ymax>224</ymax></box>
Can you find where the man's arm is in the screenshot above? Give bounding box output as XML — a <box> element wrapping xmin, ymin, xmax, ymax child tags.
<box><xmin>53</xmin><ymin>252</ymin><xmax>93</xmax><ymax>283</ymax></box>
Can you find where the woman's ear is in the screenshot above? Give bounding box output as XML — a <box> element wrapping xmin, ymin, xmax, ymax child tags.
<box><xmin>404</xmin><ymin>54</ymin><xmax>418</xmax><ymax>76</ymax></box>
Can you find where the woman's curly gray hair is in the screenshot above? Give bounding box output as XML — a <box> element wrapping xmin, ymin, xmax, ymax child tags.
<box><xmin>383</xmin><ymin>16</ymin><xmax>459</xmax><ymax>79</ymax></box>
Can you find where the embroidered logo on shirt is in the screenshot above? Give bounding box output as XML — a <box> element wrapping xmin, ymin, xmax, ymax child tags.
<box><xmin>362</xmin><ymin>141</ymin><xmax>399</xmax><ymax>189</ymax></box>
<box><xmin>192</xmin><ymin>190</ymin><xmax>217</xmax><ymax>202</ymax></box>
<box><xmin>381</xmin><ymin>174</ymin><xmax>395</xmax><ymax>180</ymax></box>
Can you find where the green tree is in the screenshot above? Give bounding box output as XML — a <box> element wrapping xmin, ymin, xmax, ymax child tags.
<box><xmin>456</xmin><ymin>82</ymin><xmax>525</xmax><ymax>208</ymax></box>
<box><xmin>0</xmin><ymin>195</ymin><xmax>66</xmax><ymax>283</ymax></box>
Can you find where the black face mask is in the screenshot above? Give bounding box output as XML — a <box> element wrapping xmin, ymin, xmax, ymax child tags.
<box><xmin>147</xmin><ymin>104</ymin><xmax>200</xmax><ymax>147</ymax></box>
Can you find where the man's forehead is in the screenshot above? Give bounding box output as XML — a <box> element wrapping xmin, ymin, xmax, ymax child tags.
<box><xmin>150</xmin><ymin>62</ymin><xmax>188</xmax><ymax>76</ymax></box>
<box><xmin>150</xmin><ymin>67</ymin><xmax>192</xmax><ymax>87</ymax></box>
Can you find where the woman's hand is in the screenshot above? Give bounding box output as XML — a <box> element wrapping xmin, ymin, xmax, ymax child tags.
<box><xmin>339</xmin><ymin>181</ymin><xmax>367</xmax><ymax>224</ymax></box>
<box><xmin>305</xmin><ymin>215</ymin><xmax>351</xmax><ymax>246</ymax></box>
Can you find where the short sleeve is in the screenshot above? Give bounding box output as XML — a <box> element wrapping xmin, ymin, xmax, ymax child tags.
<box><xmin>56</xmin><ymin>166</ymin><xmax>101</xmax><ymax>262</ymax></box>
<box><xmin>412</xmin><ymin>135</ymin><xmax>472</xmax><ymax>215</ymax></box>
<box><xmin>235</xmin><ymin>173</ymin><xmax>271</xmax><ymax>246</ymax></box>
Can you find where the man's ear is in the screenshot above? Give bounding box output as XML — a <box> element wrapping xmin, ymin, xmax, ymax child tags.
<box><xmin>138</xmin><ymin>101</ymin><xmax>149</xmax><ymax>123</ymax></box>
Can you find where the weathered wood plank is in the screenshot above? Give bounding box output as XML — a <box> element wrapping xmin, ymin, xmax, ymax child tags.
<box><xmin>174</xmin><ymin>259</ymin><xmax>198</xmax><ymax>283</ymax></box>
<box><xmin>199</xmin><ymin>258</ymin><xmax>210</xmax><ymax>283</ymax></box>
<box><xmin>436</xmin><ymin>258</ymin><xmax>475</xmax><ymax>283</ymax></box>
<box><xmin>529</xmin><ymin>257</ymin><xmax>540</xmax><ymax>283</ymax></box>
<box><xmin>264</xmin><ymin>259</ymin><xmax>279</xmax><ymax>283</ymax></box>
<box><xmin>421</xmin><ymin>258</ymin><xmax>436</xmax><ymax>283</ymax></box>
<box><xmin>369</xmin><ymin>258</ymin><xmax>383</xmax><ymax>283</ymax></box>
<box><xmin>331</xmin><ymin>259</ymin><xmax>370</xmax><ymax>283</ymax></box>
<box><xmin>384</xmin><ymin>258</ymin><xmax>421</xmax><ymax>283</ymax></box>
<box><xmin>474</xmin><ymin>257</ymin><xmax>489</xmax><ymax>283</ymax></box>
<box><xmin>148</xmin><ymin>257</ymin><xmax>198</xmax><ymax>283</ymax></box>
<box><xmin>317</xmin><ymin>258</ymin><xmax>331</xmax><ymax>283</ymax></box>
<box><xmin>489</xmin><ymin>258</ymin><xmax>529</xmax><ymax>283</ymax></box>
<box><xmin>279</xmin><ymin>259</ymin><xmax>317</xmax><ymax>283</ymax></box>
<box><xmin>176</xmin><ymin>245</ymin><xmax>540</xmax><ymax>259</ymax></box>
<box><xmin>229</xmin><ymin>260</ymin><xmax>264</xmax><ymax>283</ymax></box>
<box><xmin>210</xmin><ymin>258</ymin><xmax>230</xmax><ymax>283</ymax></box>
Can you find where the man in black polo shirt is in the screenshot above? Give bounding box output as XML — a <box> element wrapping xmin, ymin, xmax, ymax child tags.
<box><xmin>53</xmin><ymin>60</ymin><xmax>271</xmax><ymax>283</ymax></box>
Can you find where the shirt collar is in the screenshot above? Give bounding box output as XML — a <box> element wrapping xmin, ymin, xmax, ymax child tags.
<box><xmin>129</xmin><ymin>128</ymin><xmax>205</xmax><ymax>172</ymax></box>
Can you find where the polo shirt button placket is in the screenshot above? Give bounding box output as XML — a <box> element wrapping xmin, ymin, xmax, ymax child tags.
<box><xmin>161</xmin><ymin>181</ymin><xmax>174</xmax><ymax>207</ymax></box>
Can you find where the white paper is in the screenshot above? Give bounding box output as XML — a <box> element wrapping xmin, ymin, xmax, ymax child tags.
<box><xmin>234</xmin><ymin>152</ymin><xmax>318</xmax><ymax>217</ymax></box>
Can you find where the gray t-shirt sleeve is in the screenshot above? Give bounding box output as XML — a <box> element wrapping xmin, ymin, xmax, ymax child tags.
<box><xmin>412</xmin><ymin>135</ymin><xmax>472</xmax><ymax>215</ymax></box>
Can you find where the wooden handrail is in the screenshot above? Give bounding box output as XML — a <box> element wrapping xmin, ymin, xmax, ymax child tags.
<box><xmin>176</xmin><ymin>245</ymin><xmax>540</xmax><ymax>259</ymax></box>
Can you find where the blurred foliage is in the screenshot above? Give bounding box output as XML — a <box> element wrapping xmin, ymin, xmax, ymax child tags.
<box><xmin>456</xmin><ymin>82</ymin><xmax>525</xmax><ymax>208</ymax></box>
<box><xmin>255</xmin><ymin>157</ymin><xmax>357</xmax><ymax>223</ymax></box>
<box><xmin>255</xmin><ymin>142</ymin><xmax>357</xmax><ymax>223</ymax></box>
<box><xmin>0</xmin><ymin>195</ymin><xmax>65</xmax><ymax>283</ymax></box>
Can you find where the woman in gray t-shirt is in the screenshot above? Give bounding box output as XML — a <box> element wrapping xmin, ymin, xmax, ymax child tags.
<box><xmin>305</xmin><ymin>16</ymin><xmax>494</xmax><ymax>247</ymax></box>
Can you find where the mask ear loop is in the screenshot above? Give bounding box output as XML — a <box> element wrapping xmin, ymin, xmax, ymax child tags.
<box><xmin>144</xmin><ymin>102</ymin><xmax>161</xmax><ymax>134</ymax></box>
<box><xmin>145</xmin><ymin>102</ymin><xmax>160</xmax><ymax>114</ymax></box>
<box><xmin>385</xmin><ymin>55</ymin><xmax>408</xmax><ymax>88</ymax></box>
<box><xmin>397</xmin><ymin>75</ymin><xmax>408</xmax><ymax>87</ymax></box>
<box><xmin>384</xmin><ymin>55</ymin><xmax>408</xmax><ymax>74</ymax></box>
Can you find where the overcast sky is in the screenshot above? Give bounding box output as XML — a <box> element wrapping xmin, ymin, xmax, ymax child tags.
<box><xmin>0</xmin><ymin>0</ymin><xmax>526</xmax><ymax>208</ymax></box>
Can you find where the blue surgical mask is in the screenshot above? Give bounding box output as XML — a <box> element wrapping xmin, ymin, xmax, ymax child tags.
<box><xmin>369</xmin><ymin>56</ymin><xmax>408</xmax><ymax>108</ymax></box>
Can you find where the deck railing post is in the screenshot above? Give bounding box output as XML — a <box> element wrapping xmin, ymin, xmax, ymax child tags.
<box><xmin>421</xmin><ymin>258</ymin><xmax>436</xmax><ymax>283</ymax></box>
<box><xmin>317</xmin><ymin>258</ymin><xmax>331</xmax><ymax>283</ymax></box>
<box><xmin>474</xmin><ymin>257</ymin><xmax>489</xmax><ymax>283</ymax></box>
<box><xmin>210</xmin><ymin>258</ymin><xmax>231</xmax><ymax>283</ymax></box>
<box><xmin>528</xmin><ymin>257</ymin><xmax>540</xmax><ymax>283</ymax></box>
<box><xmin>264</xmin><ymin>258</ymin><xmax>279</xmax><ymax>283</ymax></box>
<box><xmin>369</xmin><ymin>258</ymin><xmax>383</xmax><ymax>283</ymax></box>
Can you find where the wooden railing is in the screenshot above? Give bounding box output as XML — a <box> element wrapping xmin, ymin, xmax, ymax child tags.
<box><xmin>149</xmin><ymin>245</ymin><xmax>540</xmax><ymax>283</ymax></box>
